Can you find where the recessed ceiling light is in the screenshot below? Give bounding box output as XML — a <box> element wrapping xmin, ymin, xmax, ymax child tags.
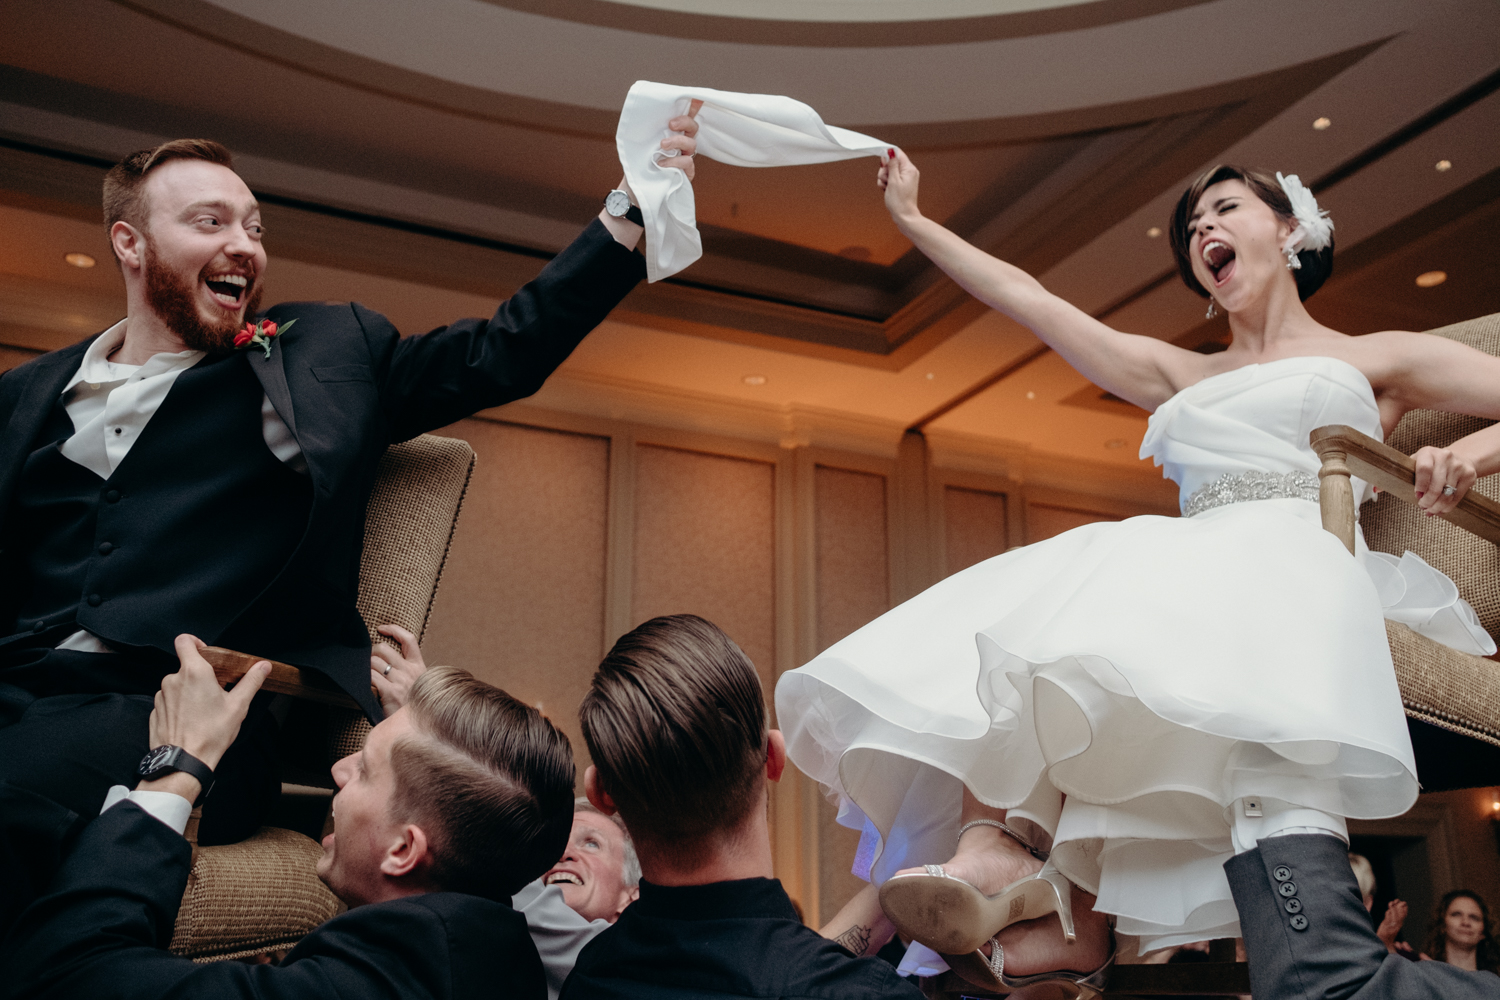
<box><xmin>1025</xmin><ymin>391</ymin><xmax>1036</xmax><ymax>400</ymax></box>
<box><xmin>1435</xmin><ymin>159</ymin><xmax>1452</xmax><ymax>172</ymax></box>
<box><xmin>1104</xmin><ymin>439</ymin><xmax>1127</xmax><ymax>449</ymax></box>
<box><xmin>743</xmin><ymin>374</ymin><xmax>767</xmax><ymax>385</ymax></box>
<box><xmin>1312</xmin><ymin>117</ymin><xmax>1332</xmax><ymax>130</ymax></box>
<box><xmin>1146</xmin><ymin>227</ymin><xmax>1162</xmax><ymax>239</ymax></box>
<box><xmin>1415</xmin><ymin>271</ymin><xmax>1447</xmax><ymax>288</ymax></box>
<box><xmin>64</xmin><ymin>252</ymin><xmax>96</xmax><ymax>268</ymax></box>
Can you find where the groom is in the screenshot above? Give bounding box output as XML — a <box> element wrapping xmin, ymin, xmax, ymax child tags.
<box><xmin>0</xmin><ymin>113</ymin><xmax>697</xmax><ymax>934</ymax></box>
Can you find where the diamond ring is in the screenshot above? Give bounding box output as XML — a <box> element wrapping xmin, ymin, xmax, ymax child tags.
<box><xmin>1442</xmin><ymin>485</ymin><xmax>1458</xmax><ymax>497</ymax></box>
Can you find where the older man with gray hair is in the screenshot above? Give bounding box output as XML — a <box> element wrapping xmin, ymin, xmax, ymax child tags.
<box><xmin>515</xmin><ymin>798</ymin><xmax>641</xmax><ymax>1000</ymax></box>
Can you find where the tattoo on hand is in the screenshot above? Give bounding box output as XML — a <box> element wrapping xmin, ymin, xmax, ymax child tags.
<box><xmin>835</xmin><ymin>923</ymin><xmax>872</xmax><ymax>956</ymax></box>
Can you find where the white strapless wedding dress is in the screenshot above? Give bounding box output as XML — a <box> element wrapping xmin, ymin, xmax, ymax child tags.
<box><xmin>775</xmin><ymin>356</ymin><xmax>1494</xmax><ymax>951</ymax></box>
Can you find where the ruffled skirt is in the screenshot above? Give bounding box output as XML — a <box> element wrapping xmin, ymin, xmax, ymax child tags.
<box><xmin>775</xmin><ymin>498</ymin><xmax>1491</xmax><ymax>949</ymax></box>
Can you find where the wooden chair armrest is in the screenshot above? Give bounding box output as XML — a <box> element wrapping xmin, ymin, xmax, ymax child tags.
<box><xmin>200</xmin><ymin>647</ymin><xmax>360</xmax><ymax>710</ymax></box>
<box><xmin>1310</xmin><ymin>425</ymin><xmax>1500</xmax><ymax>553</ymax></box>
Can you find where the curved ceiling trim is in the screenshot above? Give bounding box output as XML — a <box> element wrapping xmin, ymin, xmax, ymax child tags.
<box><xmin>114</xmin><ymin>0</ymin><xmax>1386</xmax><ymax>151</ymax></box>
<box><xmin>169</xmin><ymin>0</ymin><xmax>1415</xmax><ymax>125</ymax></box>
<box><xmin>479</xmin><ymin>0</ymin><xmax>1212</xmax><ymax>46</ymax></box>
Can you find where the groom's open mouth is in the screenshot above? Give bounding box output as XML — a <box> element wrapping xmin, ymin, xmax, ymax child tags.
<box><xmin>1202</xmin><ymin>241</ymin><xmax>1236</xmax><ymax>287</ymax></box>
<box><xmin>204</xmin><ymin>272</ymin><xmax>250</xmax><ymax>309</ymax></box>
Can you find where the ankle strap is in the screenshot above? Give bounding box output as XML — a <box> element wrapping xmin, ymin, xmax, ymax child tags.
<box><xmin>959</xmin><ymin>818</ymin><xmax>1049</xmax><ymax>861</ymax></box>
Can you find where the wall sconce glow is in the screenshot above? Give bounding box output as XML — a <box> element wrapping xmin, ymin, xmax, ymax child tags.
<box><xmin>1312</xmin><ymin>117</ymin><xmax>1332</xmax><ymax>130</ymax></box>
<box><xmin>1104</xmin><ymin>439</ymin><xmax>1127</xmax><ymax>450</ymax></box>
<box><xmin>1146</xmin><ymin>227</ymin><xmax>1162</xmax><ymax>239</ymax></box>
<box><xmin>64</xmin><ymin>252</ymin><xmax>96</xmax><ymax>268</ymax></box>
<box><xmin>743</xmin><ymin>374</ymin><xmax>767</xmax><ymax>385</ymax></box>
<box><xmin>925</xmin><ymin>372</ymin><xmax>935</xmax><ymax>380</ymax></box>
<box><xmin>1435</xmin><ymin>159</ymin><xmax>1452</xmax><ymax>172</ymax></box>
<box><xmin>1415</xmin><ymin>271</ymin><xmax>1448</xmax><ymax>288</ymax></box>
<box><xmin>1025</xmin><ymin>391</ymin><xmax>1036</xmax><ymax>400</ymax></box>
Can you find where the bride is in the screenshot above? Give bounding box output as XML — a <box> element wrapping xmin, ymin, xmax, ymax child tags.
<box><xmin>777</xmin><ymin>151</ymin><xmax>1500</xmax><ymax>990</ymax></box>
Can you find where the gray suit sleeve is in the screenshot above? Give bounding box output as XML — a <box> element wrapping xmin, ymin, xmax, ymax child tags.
<box><xmin>514</xmin><ymin>881</ymin><xmax>610</xmax><ymax>1000</ymax></box>
<box><xmin>1225</xmin><ymin>833</ymin><xmax>1500</xmax><ymax>999</ymax></box>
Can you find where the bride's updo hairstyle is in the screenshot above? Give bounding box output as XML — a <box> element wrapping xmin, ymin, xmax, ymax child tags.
<box><xmin>1169</xmin><ymin>165</ymin><xmax>1334</xmax><ymax>302</ymax></box>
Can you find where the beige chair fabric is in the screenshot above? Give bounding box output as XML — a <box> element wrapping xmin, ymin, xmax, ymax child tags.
<box><xmin>171</xmin><ymin>828</ymin><xmax>344</xmax><ymax>962</ymax></box>
<box><xmin>1361</xmin><ymin>312</ymin><xmax>1500</xmax><ymax>748</ymax></box>
<box><xmin>169</xmin><ymin>433</ymin><xmax>476</xmax><ymax>959</ymax></box>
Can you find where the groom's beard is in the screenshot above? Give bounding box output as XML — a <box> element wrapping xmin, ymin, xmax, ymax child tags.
<box><xmin>142</xmin><ymin>239</ymin><xmax>264</xmax><ymax>353</ymax></box>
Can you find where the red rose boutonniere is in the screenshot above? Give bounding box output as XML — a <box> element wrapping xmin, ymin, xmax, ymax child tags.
<box><xmin>234</xmin><ymin>318</ymin><xmax>296</xmax><ymax>359</ymax></box>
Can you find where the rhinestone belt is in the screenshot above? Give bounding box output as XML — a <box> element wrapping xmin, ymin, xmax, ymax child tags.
<box><xmin>1182</xmin><ymin>470</ymin><xmax>1321</xmax><ymax>518</ymax></box>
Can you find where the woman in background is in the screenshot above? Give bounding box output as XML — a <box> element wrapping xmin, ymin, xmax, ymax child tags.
<box><xmin>1424</xmin><ymin>890</ymin><xmax>1500</xmax><ymax>973</ymax></box>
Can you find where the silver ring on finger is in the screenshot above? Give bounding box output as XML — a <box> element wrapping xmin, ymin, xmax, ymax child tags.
<box><xmin>1443</xmin><ymin>485</ymin><xmax>1458</xmax><ymax>497</ymax></box>
<box><xmin>383</xmin><ymin>663</ymin><xmax>393</xmax><ymax>676</ymax></box>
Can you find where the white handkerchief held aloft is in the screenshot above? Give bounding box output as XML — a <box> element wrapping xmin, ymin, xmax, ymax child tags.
<box><xmin>617</xmin><ymin>81</ymin><xmax>892</xmax><ymax>283</ymax></box>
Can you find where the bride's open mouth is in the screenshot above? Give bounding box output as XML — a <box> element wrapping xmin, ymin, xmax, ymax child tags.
<box><xmin>1202</xmin><ymin>241</ymin><xmax>1236</xmax><ymax>287</ymax></box>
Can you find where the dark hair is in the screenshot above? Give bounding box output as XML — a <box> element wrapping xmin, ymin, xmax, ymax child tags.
<box><xmin>389</xmin><ymin>666</ymin><xmax>576</xmax><ymax>900</ymax></box>
<box><xmin>1423</xmin><ymin>889</ymin><xmax>1500</xmax><ymax>973</ymax></box>
<box><xmin>579</xmin><ymin>614</ymin><xmax>767</xmax><ymax>844</ymax></box>
<box><xmin>103</xmin><ymin>139</ymin><xmax>236</xmax><ymax>242</ymax></box>
<box><xmin>1169</xmin><ymin>164</ymin><xmax>1333</xmax><ymax>302</ymax></box>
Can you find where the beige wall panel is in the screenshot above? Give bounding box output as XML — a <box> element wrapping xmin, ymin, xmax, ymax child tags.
<box><xmin>1027</xmin><ymin>502</ymin><xmax>1118</xmax><ymax>542</ymax></box>
<box><xmin>814</xmin><ymin>466</ymin><xmax>890</xmax><ymax>651</ymax></box>
<box><xmin>631</xmin><ymin>444</ymin><xmax>777</xmax><ymax>695</ymax></box>
<box><xmin>945</xmin><ymin>485</ymin><xmax>1009</xmax><ymax>576</ymax></box>
<box><xmin>812</xmin><ymin>465</ymin><xmax>889</xmax><ymax>925</ymax></box>
<box><xmin>422</xmin><ymin>418</ymin><xmax>610</xmax><ymax>785</ymax></box>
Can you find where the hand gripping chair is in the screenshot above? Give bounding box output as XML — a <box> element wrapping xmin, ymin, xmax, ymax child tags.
<box><xmin>929</xmin><ymin>313</ymin><xmax>1500</xmax><ymax>997</ymax></box>
<box><xmin>167</xmin><ymin>433</ymin><xmax>475</xmax><ymax>962</ymax></box>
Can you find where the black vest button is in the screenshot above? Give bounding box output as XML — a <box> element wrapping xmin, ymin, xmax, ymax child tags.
<box><xmin>98</xmin><ymin>542</ymin><xmax>114</xmax><ymax>555</ymax></box>
<box><xmin>86</xmin><ymin>593</ymin><xmax>102</xmax><ymax>607</ymax></box>
<box><xmin>1284</xmin><ymin>897</ymin><xmax>1303</xmax><ymax>914</ymax></box>
<box><xmin>104</xmin><ymin>489</ymin><xmax>121</xmax><ymax>503</ymax></box>
<box><xmin>1273</xmin><ymin>866</ymin><xmax>1292</xmax><ymax>882</ymax></box>
<box><xmin>1279</xmin><ymin>881</ymin><xmax>1298</xmax><ymax>897</ymax></box>
<box><xmin>1290</xmin><ymin>914</ymin><xmax>1309</xmax><ymax>931</ymax></box>
<box><xmin>32</xmin><ymin>621</ymin><xmax>46</xmax><ymax>633</ymax></box>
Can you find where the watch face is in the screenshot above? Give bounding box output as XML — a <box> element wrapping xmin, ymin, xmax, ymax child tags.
<box><xmin>139</xmin><ymin>745</ymin><xmax>178</xmax><ymax>777</ymax></box>
<box><xmin>604</xmin><ymin>189</ymin><xmax>631</xmax><ymax>217</ymax></box>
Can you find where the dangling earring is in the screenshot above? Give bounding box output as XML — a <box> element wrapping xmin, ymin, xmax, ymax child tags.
<box><xmin>1285</xmin><ymin>247</ymin><xmax>1302</xmax><ymax>271</ymax></box>
<box><xmin>1205</xmin><ymin>298</ymin><xmax>1218</xmax><ymax>320</ymax></box>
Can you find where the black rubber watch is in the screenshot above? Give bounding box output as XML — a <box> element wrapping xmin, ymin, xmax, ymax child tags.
<box><xmin>137</xmin><ymin>745</ymin><xmax>215</xmax><ymax>806</ymax></box>
<box><xmin>604</xmin><ymin>188</ymin><xmax>644</xmax><ymax>226</ymax></box>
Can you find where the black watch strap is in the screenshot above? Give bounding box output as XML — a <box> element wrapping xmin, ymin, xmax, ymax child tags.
<box><xmin>622</xmin><ymin>203</ymin><xmax>644</xmax><ymax>226</ymax></box>
<box><xmin>138</xmin><ymin>745</ymin><xmax>215</xmax><ymax>806</ymax></box>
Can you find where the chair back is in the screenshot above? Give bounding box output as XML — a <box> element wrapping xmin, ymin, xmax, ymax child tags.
<box><xmin>285</xmin><ymin>434</ymin><xmax>476</xmax><ymax>774</ymax></box>
<box><xmin>1363</xmin><ymin>313</ymin><xmax>1500</xmax><ymax>641</ymax></box>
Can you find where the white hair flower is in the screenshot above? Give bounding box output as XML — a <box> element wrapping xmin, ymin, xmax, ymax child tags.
<box><xmin>1276</xmin><ymin>172</ymin><xmax>1334</xmax><ymax>257</ymax></box>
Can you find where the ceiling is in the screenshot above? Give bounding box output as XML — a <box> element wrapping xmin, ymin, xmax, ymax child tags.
<box><xmin>1</xmin><ymin>0</ymin><xmax>1497</xmax><ymax>492</ymax></box>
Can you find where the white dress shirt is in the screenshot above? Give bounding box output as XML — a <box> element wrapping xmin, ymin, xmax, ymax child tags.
<box><xmin>100</xmin><ymin>784</ymin><xmax>193</xmax><ymax>836</ymax></box>
<box><xmin>50</xmin><ymin>320</ymin><xmax>306</xmax><ymax>653</ymax></box>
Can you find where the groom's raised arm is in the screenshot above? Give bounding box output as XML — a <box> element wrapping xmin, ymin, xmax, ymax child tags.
<box><xmin>372</xmin><ymin>108</ymin><xmax>700</xmax><ymax>442</ymax></box>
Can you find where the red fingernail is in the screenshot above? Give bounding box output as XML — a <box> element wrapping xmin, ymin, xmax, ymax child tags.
<box><xmin>1415</xmin><ymin>492</ymin><xmax>1423</xmax><ymax>498</ymax></box>
<box><xmin>888</xmin><ymin>148</ymin><xmax>896</xmax><ymax>158</ymax></box>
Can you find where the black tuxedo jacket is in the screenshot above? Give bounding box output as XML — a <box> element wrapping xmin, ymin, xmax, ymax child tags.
<box><xmin>0</xmin><ymin>801</ymin><xmax>546</xmax><ymax>999</ymax></box>
<box><xmin>0</xmin><ymin>220</ymin><xmax>644</xmax><ymax>719</ymax></box>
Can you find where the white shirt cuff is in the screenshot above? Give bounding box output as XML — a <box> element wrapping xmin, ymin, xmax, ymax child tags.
<box><xmin>101</xmin><ymin>785</ymin><xmax>193</xmax><ymax>837</ymax></box>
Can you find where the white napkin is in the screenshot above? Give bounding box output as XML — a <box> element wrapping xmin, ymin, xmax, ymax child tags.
<box><xmin>616</xmin><ymin>80</ymin><xmax>893</xmax><ymax>282</ymax></box>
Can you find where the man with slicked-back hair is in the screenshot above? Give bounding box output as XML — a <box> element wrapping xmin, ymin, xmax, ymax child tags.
<box><xmin>2</xmin><ymin>650</ymin><xmax>574</xmax><ymax>1000</ymax></box>
<box><xmin>566</xmin><ymin>614</ymin><xmax>921</xmax><ymax>1000</ymax></box>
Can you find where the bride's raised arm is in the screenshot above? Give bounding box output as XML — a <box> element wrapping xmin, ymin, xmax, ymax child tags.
<box><xmin>880</xmin><ymin>150</ymin><xmax>1199</xmax><ymax>412</ymax></box>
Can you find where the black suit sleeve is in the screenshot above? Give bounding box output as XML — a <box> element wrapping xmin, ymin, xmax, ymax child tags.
<box><xmin>365</xmin><ymin>218</ymin><xmax>645</xmax><ymax>443</ymax></box>
<box><xmin>0</xmin><ymin>802</ymin><xmax>448</xmax><ymax>1000</ymax></box>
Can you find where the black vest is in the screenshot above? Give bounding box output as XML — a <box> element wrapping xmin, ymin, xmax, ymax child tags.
<box><xmin>2</xmin><ymin>352</ymin><xmax>312</xmax><ymax>651</ymax></box>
